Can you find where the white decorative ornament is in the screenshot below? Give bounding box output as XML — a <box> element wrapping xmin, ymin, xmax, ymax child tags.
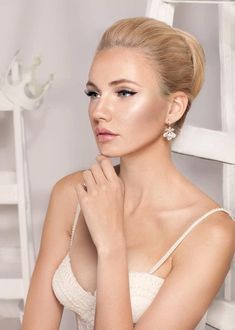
<box><xmin>163</xmin><ymin>123</ymin><xmax>177</xmax><ymax>141</ymax></box>
<box><xmin>0</xmin><ymin>49</ymin><xmax>54</xmax><ymax>111</ymax></box>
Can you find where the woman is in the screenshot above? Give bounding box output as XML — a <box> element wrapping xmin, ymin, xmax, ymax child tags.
<box><xmin>21</xmin><ymin>17</ymin><xmax>235</xmax><ymax>330</ymax></box>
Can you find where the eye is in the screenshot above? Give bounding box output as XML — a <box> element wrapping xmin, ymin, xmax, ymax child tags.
<box><xmin>84</xmin><ymin>89</ymin><xmax>100</xmax><ymax>99</ymax></box>
<box><xmin>117</xmin><ymin>89</ymin><xmax>137</xmax><ymax>97</ymax></box>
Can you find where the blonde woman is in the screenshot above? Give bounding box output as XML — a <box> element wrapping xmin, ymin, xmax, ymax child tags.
<box><xmin>22</xmin><ymin>17</ymin><xmax>235</xmax><ymax>330</ymax></box>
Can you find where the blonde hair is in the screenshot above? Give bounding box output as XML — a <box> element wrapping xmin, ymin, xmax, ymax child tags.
<box><xmin>96</xmin><ymin>17</ymin><xmax>206</xmax><ymax>135</ymax></box>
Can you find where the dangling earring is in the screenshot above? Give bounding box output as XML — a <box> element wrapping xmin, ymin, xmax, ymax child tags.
<box><xmin>163</xmin><ymin>120</ymin><xmax>176</xmax><ymax>141</ymax></box>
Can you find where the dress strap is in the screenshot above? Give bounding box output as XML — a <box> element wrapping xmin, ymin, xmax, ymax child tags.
<box><xmin>148</xmin><ymin>207</ymin><xmax>234</xmax><ymax>275</ymax></box>
<box><xmin>69</xmin><ymin>202</ymin><xmax>81</xmax><ymax>249</ymax></box>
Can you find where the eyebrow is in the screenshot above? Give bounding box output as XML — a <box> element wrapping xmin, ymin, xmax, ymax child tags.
<box><xmin>86</xmin><ymin>79</ymin><xmax>142</xmax><ymax>89</ymax></box>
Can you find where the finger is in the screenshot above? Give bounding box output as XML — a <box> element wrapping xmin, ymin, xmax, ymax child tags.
<box><xmin>82</xmin><ymin>169</ymin><xmax>96</xmax><ymax>191</ymax></box>
<box><xmin>96</xmin><ymin>154</ymin><xmax>107</xmax><ymax>162</ymax></box>
<box><xmin>97</xmin><ymin>157</ymin><xmax>117</xmax><ymax>182</ymax></box>
<box><xmin>90</xmin><ymin>162</ymin><xmax>108</xmax><ymax>184</ymax></box>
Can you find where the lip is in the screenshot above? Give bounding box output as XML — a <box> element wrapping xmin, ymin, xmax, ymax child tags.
<box><xmin>95</xmin><ymin>127</ymin><xmax>119</xmax><ymax>143</ymax></box>
<box><xmin>97</xmin><ymin>134</ymin><xmax>118</xmax><ymax>142</ymax></box>
<box><xmin>95</xmin><ymin>127</ymin><xmax>118</xmax><ymax>136</ymax></box>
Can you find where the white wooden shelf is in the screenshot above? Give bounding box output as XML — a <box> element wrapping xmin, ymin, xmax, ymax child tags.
<box><xmin>207</xmin><ymin>299</ymin><xmax>235</xmax><ymax>329</ymax></box>
<box><xmin>0</xmin><ymin>300</ymin><xmax>22</xmax><ymax>319</ymax></box>
<box><xmin>0</xmin><ymin>171</ymin><xmax>18</xmax><ymax>204</ymax></box>
<box><xmin>0</xmin><ymin>247</ymin><xmax>20</xmax><ymax>261</ymax></box>
<box><xmin>0</xmin><ymin>279</ymin><xmax>24</xmax><ymax>299</ymax></box>
<box><xmin>0</xmin><ymin>247</ymin><xmax>23</xmax><ymax>299</ymax></box>
<box><xmin>146</xmin><ymin>1</ymin><xmax>235</xmax><ymax>328</ymax></box>
<box><xmin>0</xmin><ymin>51</ymin><xmax>49</xmax><ymax>323</ymax></box>
<box><xmin>172</xmin><ymin>125</ymin><xmax>235</xmax><ymax>165</ymax></box>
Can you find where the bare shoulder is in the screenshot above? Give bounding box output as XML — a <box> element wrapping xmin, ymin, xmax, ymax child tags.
<box><xmin>56</xmin><ymin>169</ymin><xmax>85</xmax><ymax>187</ymax></box>
<box><xmin>177</xmin><ymin>182</ymin><xmax>235</xmax><ymax>254</ymax></box>
<box><xmin>174</xmin><ymin>207</ymin><xmax>235</xmax><ymax>269</ymax></box>
<box><xmin>55</xmin><ymin>169</ymin><xmax>87</xmax><ymax>197</ymax></box>
<box><xmin>33</xmin><ymin>171</ymin><xmax>84</xmax><ymax>253</ymax></box>
<box><xmin>135</xmin><ymin>209</ymin><xmax>235</xmax><ymax>329</ymax></box>
<box><xmin>51</xmin><ymin>170</ymin><xmax>86</xmax><ymax>230</ymax></box>
<box><xmin>206</xmin><ymin>210</ymin><xmax>235</xmax><ymax>257</ymax></box>
<box><xmin>35</xmin><ymin>169</ymin><xmax>86</xmax><ymax>262</ymax></box>
<box><xmin>209</xmin><ymin>210</ymin><xmax>235</xmax><ymax>239</ymax></box>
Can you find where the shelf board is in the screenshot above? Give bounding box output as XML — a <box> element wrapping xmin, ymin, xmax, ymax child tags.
<box><xmin>0</xmin><ymin>171</ymin><xmax>18</xmax><ymax>204</ymax></box>
<box><xmin>0</xmin><ymin>247</ymin><xmax>21</xmax><ymax>277</ymax></box>
<box><xmin>0</xmin><ymin>279</ymin><xmax>24</xmax><ymax>299</ymax></box>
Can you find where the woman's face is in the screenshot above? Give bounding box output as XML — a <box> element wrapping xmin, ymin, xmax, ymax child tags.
<box><xmin>85</xmin><ymin>47</ymin><xmax>171</xmax><ymax>158</ymax></box>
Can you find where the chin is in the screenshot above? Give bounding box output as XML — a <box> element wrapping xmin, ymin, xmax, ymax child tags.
<box><xmin>99</xmin><ymin>151</ymin><xmax>120</xmax><ymax>158</ymax></box>
<box><xmin>97</xmin><ymin>145</ymin><xmax>120</xmax><ymax>157</ymax></box>
<box><xmin>97</xmin><ymin>143</ymin><xmax>137</xmax><ymax>158</ymax></box>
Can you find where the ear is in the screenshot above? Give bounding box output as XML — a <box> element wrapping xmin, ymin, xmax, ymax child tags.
<box><xmin>166</xmin><ymin>92</ymin><xmax>188</xmax><ymax>124</ymax></box>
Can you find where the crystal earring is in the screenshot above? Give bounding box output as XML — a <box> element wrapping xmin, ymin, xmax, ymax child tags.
<box><xmin>163</xmin><ymin>120</ymin><xmax>176</xmax><ymax>141</ymax></box>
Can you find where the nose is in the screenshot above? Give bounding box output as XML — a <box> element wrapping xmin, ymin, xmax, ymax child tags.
<box><xmin>90</xmin><ymin>96</ymin><xmax>112</xmax><ymax>122</ymax></box>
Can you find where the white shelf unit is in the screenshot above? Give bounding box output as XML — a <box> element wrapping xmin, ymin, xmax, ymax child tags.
<box><xmin>0</xmin><ymin>102</ymin><xmax>35</xmax><ymax>320</ymax></box>
<box><xmin>145</xmin><ymin>1</ymin><xmax>235</xmax><ymax>329</ymax></box>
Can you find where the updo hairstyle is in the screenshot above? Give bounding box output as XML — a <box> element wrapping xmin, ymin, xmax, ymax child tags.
<box><xmin>95</xmin><ymin>17</ymin><xmax>206</xmax><ymax>135</ymax></box>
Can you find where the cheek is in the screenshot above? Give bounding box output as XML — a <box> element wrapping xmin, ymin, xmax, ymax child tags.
<box><xmin>121</xmin><ymin>96</ymin><xmax>167</xmax><ymax>131</ymax></box>
<box><xmin>88</xmin><ymin>104</ymin><xmax>96</xmax><ymax>124</ymax></box>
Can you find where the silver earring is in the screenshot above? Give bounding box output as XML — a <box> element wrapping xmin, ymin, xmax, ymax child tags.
<box><xmin>163</xmin><ymin>121</ymin><xmax>176</xmax><ymax>141</ymax></box>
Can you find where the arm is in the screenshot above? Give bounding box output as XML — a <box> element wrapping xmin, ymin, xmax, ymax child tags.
<box><xmin>75</xmin><ymin>156</ymin><xmax>134</xmax><ymax>330</ymax></box>
<box><xmin>94</xmin><ymin>238</ymin><xmax>133</xmax><ymax>330</ymax></box>
<box><xmin>93</xmin><ymin>212</ymin><xmax>235</xmax><ymax>330</ymax></box>
<box><xmin>21</xmin><ymin>173</ymin><xmax>82</xmax><ymax>330</ymax></box>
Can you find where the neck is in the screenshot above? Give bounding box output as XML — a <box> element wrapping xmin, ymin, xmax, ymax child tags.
<box><xmin>116</xmin><ymin>139</ymin><xmax>189</xmax><ymax>214</ymax></box>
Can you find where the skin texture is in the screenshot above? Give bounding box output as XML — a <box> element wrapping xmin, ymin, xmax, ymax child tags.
<box><xmin>87</xmin><ymin>48</ymin><xmax>172</xmax><ymax>159</ymax></box>
<box><xmin>21</xmin><ymin>47</ymin><xmax>235</xmax><ymax>330</ymax></box>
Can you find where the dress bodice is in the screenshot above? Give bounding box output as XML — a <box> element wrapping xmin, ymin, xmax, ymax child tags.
<box><xmin>52</xmin><ymin>205</ymin><xmax>234</xmax><ymax>329</ymax></box>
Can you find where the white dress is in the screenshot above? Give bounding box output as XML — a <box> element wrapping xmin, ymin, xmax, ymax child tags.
<box><xmin>52</xmin><ymin>205</ymin><xmax>234</xmax><ymax>330</ymax></box>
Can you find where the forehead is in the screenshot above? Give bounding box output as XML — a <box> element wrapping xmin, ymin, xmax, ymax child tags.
<box><xmin>88</xmin><ymin>47</ymin><xmax>159</xmax><ymax>87</ymax></box>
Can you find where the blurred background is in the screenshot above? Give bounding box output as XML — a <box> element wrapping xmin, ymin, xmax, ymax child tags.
<box><xmin>0</xmin><ymin>0</ymin><xmax>233</xmax><ymax>329</ymax></box>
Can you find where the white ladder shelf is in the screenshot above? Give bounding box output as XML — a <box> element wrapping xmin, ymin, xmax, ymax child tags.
<box><xmin>145</xmin><ymin>1</ymin><xmax>235</xmax><ymax>329</ymax></box>
<box><xmin>0</xmin><ymin>51</ymin><xmax>53</xmax><ymax>320</ymax></box>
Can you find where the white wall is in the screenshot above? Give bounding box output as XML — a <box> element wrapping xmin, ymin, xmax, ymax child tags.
<box><xmin>0</xmin><ymin>1</ymin><xmax>231</xmax><ymax>329</ymax></box>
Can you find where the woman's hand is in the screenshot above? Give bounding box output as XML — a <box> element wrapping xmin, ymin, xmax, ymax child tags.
<box><xmin>76</xmin><ymin>155</ymin><xmax>125</xmax><ymax>253</ymax></box>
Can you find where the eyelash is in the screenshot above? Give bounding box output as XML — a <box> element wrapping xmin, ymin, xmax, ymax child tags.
<box><xmin>84</xmin><ymin>90</ymin><xmax>100</xmax><ymax>99</ymax></box>
<box><xmin>117</xmin><ymin>90</ymin><xmax>137</xmax><ymax>97</ymax></box>
<box><xmin>84</xmin><ymin>89</ymin><xmax>137</xmax><ymax>99</ymax></box>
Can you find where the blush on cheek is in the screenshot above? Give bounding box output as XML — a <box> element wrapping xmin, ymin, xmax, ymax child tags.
<box><xmin>126</xmin><ymin>99</ymin><xmax>166</xmax><ymax>130</ymax></box>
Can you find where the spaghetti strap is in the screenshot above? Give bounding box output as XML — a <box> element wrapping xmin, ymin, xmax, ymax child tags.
<box><xmin>148</xmin><ymin>207</ymin><xmax>234</xmax><ymax>274</ymax></box>
<box><xmin>69</xmin><ymin>202</ymin><xmax>81</xmax><ymax>249</ymax></box>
